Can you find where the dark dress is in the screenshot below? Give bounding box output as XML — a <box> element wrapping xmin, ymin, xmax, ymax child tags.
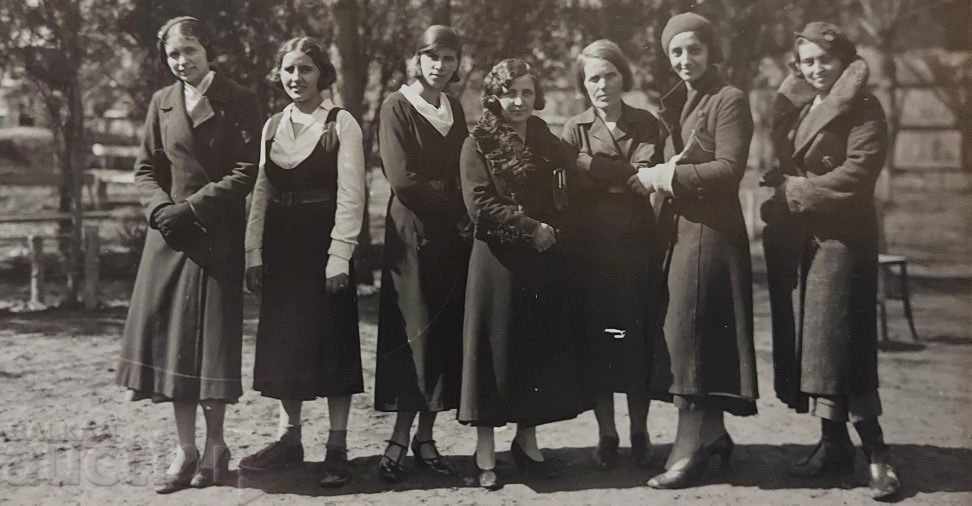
<box><xmin>765</xmin><ymin>59</ymin><xmax>885</xmax><ymax>415</ymax></box>
<box><xmin>656</xmin><ymin>68</ymin><xmax>758</xmax><ymax>416</ymax></box>
<box><xmin>116</xmin><ymin>74</ymin><xmax>260</xmax><ymax>402</ymax></box>
<box><xmin>249</xmin><ymin>109</ymin><xmax>364</xmax><ymax>400</ymax></box>
<box><xmin>458</xmin><ymin>115</ymin><xmax>587</xmax><ymax>427</ymax></box>
<box><xmin>374</xmin><ymin>91</ymin><xmax>471</xmax><ymax>412</ymax></box>
<box><xmin>562</xmin><ymin>103</ymin><xmax>670</xmax><ymax>398</ymax></box>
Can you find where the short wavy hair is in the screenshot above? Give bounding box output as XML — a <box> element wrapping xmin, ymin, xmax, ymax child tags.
<box><xmin>481</xmin><ymin>58</ymin><xmax>545</xmax><ymax>112</ymax></box>
<box><xmin>269</xmin><ymin>37</ymin><xmax>337</xmax><ymax>90</ymax></box>
<box><xmin>156</xmin><ymin>16</ymin><xmax>214</xmax><ymax>70</ymax></box>
<box><xmin>574</xmin><ymin>39</ymin><xmax>634</xmax><ymax>97</ymax></box>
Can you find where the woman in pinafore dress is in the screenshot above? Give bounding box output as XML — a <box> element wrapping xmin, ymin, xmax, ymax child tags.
<box><xmin>240</xmin><ymin>37</ymin><xmax>366</xmax><ymax>488</ymax></box>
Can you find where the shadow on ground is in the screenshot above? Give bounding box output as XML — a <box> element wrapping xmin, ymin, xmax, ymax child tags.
<box><xmin>212</xmin><ymin>443</ymin><xmax>971</xmax><ymax>502</ymax></box>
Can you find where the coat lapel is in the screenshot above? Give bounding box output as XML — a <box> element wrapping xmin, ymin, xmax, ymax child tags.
<box><xmin>791</xmin><ymin>59</ymin><xmax>870</xmax><ymax>158</ymax></box>
<box><xmin>658</xmin><ymin>83</ymin><xmax>686</xmax><ymax>153</ymax></box>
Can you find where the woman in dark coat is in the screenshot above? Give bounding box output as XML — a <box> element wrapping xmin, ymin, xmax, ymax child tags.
<box><xmin>459</xmin><ymin>58</ymin><xmax>586</xmax><ymax>490</ymax></box>
<box><xmin>238</xmin><ymin>37</ymin><xmax>365</xmax><ymax>488</ymax></box>
<box><xmin>562</xmin><ymin>39</ymin><xmax>668</xmax><ymax>470</ymax></box>
<box><xmin>762</xmin><ymin>22</ymin><xmax>899</xmax><ymax>500</ymax></box>
<box><xmin>634</xmin><ymin>13</ymin><xmax>757</xmax><ymax>489</ymax></box>
<box><xmin>115</xmin><ymin>16</ymin><xmax>260</xmax><ymax>493</ymax></box>
<box><xmin>373</xmin><ymin>25</ymin><xmax>471</xmax><ymax>482</ymax></box>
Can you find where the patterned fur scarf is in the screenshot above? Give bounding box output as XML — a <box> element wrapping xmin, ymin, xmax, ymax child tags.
<box><xmin>469</xmin><ymin>106</ymin><xmax>544</xmax><ymax>196</ymax></box>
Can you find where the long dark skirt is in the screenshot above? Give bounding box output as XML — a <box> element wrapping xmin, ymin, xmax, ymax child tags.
<box><xmin>252</xmin><ymin>200</ymin><xmax>363</xmax><ymax>400</ymax></box>
<box><xmin>116</xmin><ymin>228</ymin><xmax>244</xmax><ymax>403</ymax></box>
<box><xmin>458</xmin><ymin>240</ymin><xmax>587</xmax><ymax>427</ymax></box>
<box><xmin>573</xmin><ymin>193</ymin><xmax>670</xmax><ymax>399</ymax></box>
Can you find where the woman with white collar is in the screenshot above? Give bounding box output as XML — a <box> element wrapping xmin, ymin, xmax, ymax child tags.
<box><xmin>240</xmin><ymin>36</ymin><xmax>366</xmax><ymax>489</ymax></box>
<box><xmin>374</xmin><ymin>25</ymin><xmax>471</xmax><ymax>483</ymax></box>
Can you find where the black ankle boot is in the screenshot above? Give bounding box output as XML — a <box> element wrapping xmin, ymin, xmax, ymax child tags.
<box><xmin>855</xmin><ymin>419</ymin><xmax>901</xmax><ymax>501</ymax></box>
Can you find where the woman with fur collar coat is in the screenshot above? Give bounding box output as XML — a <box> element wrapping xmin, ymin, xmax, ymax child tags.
<box><xmin>762</xmin><ymin>22</ymin><xmax>899</xmax><ymax>500</ymax></box>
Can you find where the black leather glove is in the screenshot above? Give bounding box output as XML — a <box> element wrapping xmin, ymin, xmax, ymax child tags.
<box><xmin>760</xmin><ymin>196</ymin><xmax>790</xmax><ymax>225</ymax></box>
<box><xmin>154</xmin><ymin>202</ymin><xmax>203</xmax><ymax>251</ymax></box>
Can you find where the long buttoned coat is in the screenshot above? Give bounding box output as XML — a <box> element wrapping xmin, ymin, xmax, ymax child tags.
<box><xmin>115</xmin><ymin>74</ymin><xmax>260</xmax><ymax>402</ymax></box>
<box><xmin>764</xmin><ymin>59</ymin><xmax>886</xmax><ymax>410</ymax></box>
<box><xmin>374</xmin><ymin>91</ymin><xmax>471</xmax><ymax>412</ymax></box>
<box><xmin>561</xmin><ymin>103</ymin><xmax>671</xmax><ymax>398</ymax></box>
<box><xmin>656</xmin><ymin>68</ymin><xmax>758</xmax><ymax>415</ymax></box>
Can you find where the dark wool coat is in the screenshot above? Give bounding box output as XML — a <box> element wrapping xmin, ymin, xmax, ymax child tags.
<box><xmin>116</xmin><ymin>74</ymin><xmax>260</xmax><ymax>402</ymax></box>
<box><xmin>763</xmin><ymin>59</ymin><xmax>886</xmax><ymax>410</ymax></box>
<box><xmin>374</xmin><ymin>91</ymin><xmax>471</xmax><ymax>412</ymax></box>
<box><xmin>458</xmin><ymin>115</ymin><xmax>587</xmax><ymax>427</ymax></box>
<box><xmin>561</xmin><ymin>103</ymin><xmax>671</xmax><ymax>397</ymax></box>
<box><xmin>657</xmin><ymin>68</ymin><xmax>758</xmax><ymax>415</ymax></box>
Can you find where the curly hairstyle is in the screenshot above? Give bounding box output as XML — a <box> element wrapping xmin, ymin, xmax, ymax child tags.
<box><xmin>481</xmin><ymin>58</ymin><xmax>545</xmax><ymax>114</ymax></box>
<box><xmin>574</xmin><ymin>39</ymin><xmax>634</xmax><ymax>98</ymax></box>
<box><xmin>156</xmin><ymin>16</ymin><xmax>214</xmax><ymax>70</ymax></box>
<box><xmin>269</xmin><ymin>36</ymin><xmax>337</xmax><ymax>90</ymax></box>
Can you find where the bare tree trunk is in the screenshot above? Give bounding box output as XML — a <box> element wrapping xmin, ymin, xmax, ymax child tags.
<box><xmin>61</xmin><ymin>77</ymin><xmax>86</xmax><ymax>306</ymax></box>
<box><xmin>427</xmin><ymin>0</ymin><xmax>451</xmax><ymax>25</ymax></box>
<box><xmin>332</xmin><ymin>0</ymin><xmax>375</xmax><ymax>285</ymax></box>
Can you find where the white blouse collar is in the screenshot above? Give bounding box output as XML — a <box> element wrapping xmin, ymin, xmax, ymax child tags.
<box><xmin>398</xmin><ymin>82</ymin><xmax>453</xmax><ymax>136</ymax></box>
<box><xmin>270</xmin><ymin>98</ymin><xmax>336</xmax><ymax>170</ymax></box>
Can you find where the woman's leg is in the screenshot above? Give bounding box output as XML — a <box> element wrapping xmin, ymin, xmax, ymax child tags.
<box><xmin>627</xmin><ymin>393</ymin><xmax>650</xmax><ymax>438</ymax></box>
<box><xmin>385</xmin><ymin>411</ymin><xmax>416</xmax><ymax>461</ymax></box>
<box><xmin>326</xmin><ymin>395</ymin><xmax>351</xmax><ymax>448</ymax></box>
<box><xmin>170</xmin><ymin>401</ymin><xmax>198</xmax><ymax>473</ymax></box>
<box><xmin>278</xmin><ymin>399</ymin><xmax>303</xmax><ymax>443</ymax></box>
<box><xmin>594</xmin><ymin>393</ymin><xmax>619</xmax><ymax>438</ymax></box>
<box><xmin>199</xmin><ymin>401</ymin><xmax>227</xmax><ymax>458</ymax></box>
<box><xmin>666</xmin><ymin>407</ymin><xmax>704</xmax><ymax>468</ymax></box>
<box><xmin>412</xmin><ymin>411</ymin><xmax>438</xmax><ymax>459</ymax></box>
<box><xmin>475</xmin><ymin>427</ymin><xmax>496</xmax><ymax>470</ymax></box>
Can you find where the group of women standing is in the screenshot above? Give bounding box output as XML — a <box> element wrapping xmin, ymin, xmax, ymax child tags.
<box><xmin>115</xmin><ymin>11</ymin><xmax>900</xmax><ymax>501</ymax></box>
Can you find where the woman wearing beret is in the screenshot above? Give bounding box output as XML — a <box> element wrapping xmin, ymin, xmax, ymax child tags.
<box><xmin>634</xmin><ymin>12</ymin><xmax>757</xmax><ymax>489</ymax></box>
<box><xmin>762</xmin><ymin>22</ymin><xmax>900</xmax><ymax>500</ymax></box>
<box><xmin>562</xmin><ymin>39</ymin><xmax>669</xmax><ymax>470</ymax></box>
<box><xmin>459</xmin><ymin>58</ymin><xmax>587</xmax><ymax>490</ymax></box>
<box><xmin>239</xmin><ymin>36</ymin><xmax>365</xmax><ymax>488</ymax></box>
<box><xmin>373</xmin><ymin>25</ymin><xmax>471</xmax><ymax>483</ymax></box>
<box><xmin>115</xmin><ymin>16</ymin><xmax>260</xmax><ymax>493</ymax></box>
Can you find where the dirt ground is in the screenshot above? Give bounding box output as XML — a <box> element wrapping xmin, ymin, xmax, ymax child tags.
<box><xmin>1</xmin><ymin>272</ymin><xmax>970</xmax><ymax>506</ymax></box>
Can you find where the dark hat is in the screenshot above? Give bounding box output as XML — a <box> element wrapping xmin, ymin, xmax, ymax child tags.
<box><xmin>794</xmin><ymin>21</ymin><xmax>857</xmax><ymax>62</ymax></box>
<box><xmin>661</xmin><ymin>12</ymin><xmax>721</xmax><ymax>63</ymax></box>
<box><xmin>661</xmin><ymin>12</ymin><xmax>712</xmax><ymax>52</ymax></box>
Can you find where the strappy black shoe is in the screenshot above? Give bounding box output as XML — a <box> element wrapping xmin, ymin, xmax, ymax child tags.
<box><xmin>190</xmin><ymin>445</ymin><xmax>230</xmax><ymax>488</ymax></box>
<box><xmin>411</xmin><ymin>438</ymin><xmax>456</xmax><ymax>476</ymax></box>
<box><xmin>377</xmin><ymin>439</ymin><xmax>408</xmax><ymax>483</ymax></box>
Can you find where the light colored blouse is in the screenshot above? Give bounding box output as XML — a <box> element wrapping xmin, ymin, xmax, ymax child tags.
<box><xmin>183</xmin><ymin>71</ymin><xmax>215</xmax><ymax>127</ymax></box>
<box><xmin>398</xmin><ymin>82</ymin><xmax>454</xmax><ymax>136</ymax></box>
<box><xmin>247</xmin><ymin>98</ymin><xmax>366</xmax><ymax>278</ymax></box>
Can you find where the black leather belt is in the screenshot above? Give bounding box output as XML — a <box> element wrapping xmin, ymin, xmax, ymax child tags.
<box><xmin>270</xmin><ymin>189</ymin><xmax>334</xmax><ymax>207</ymax></box>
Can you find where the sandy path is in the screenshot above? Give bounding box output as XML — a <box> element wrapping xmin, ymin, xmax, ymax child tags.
<box><xmin>1</xmin><ymin>278</ymin><xmax>970</xmax><ymax>505</ymax></box>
